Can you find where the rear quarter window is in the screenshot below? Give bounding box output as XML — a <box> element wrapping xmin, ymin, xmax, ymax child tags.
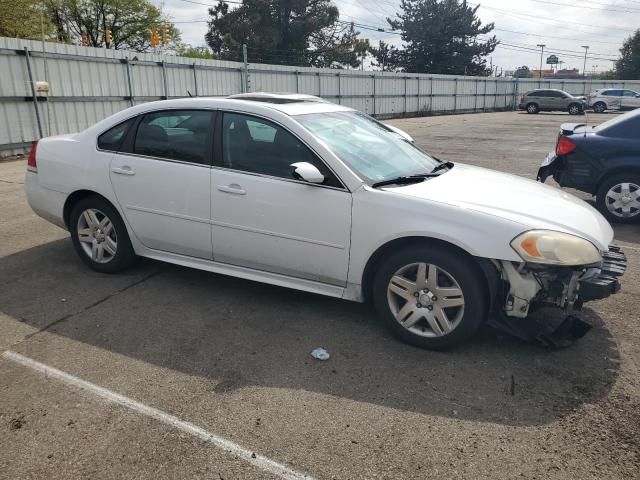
<box><xmin>98</xmin><ymin>119</ymin><xmax>134</xmax><ymax>152</ymax></box>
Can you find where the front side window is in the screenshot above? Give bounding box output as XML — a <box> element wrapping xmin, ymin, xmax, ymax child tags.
<box><xmin>133</xmin><ymin>110</ymin><xmax>214</xmax><ymax>164</ymax></box>
<box><xmin>98</xmin><ymin>118</ymin><xmax>134</xmax><ymax>152</ymax></box>
<box><xmin>221</xmin><ymin>112</ymin><xmax>341</xmax><ymax>187</ymax></box>
<box><xmin>296</xmin><ymin>111</ymin><xmax>440</xmax><ymax>185</ymax></box>
<box><xmin>623</xmin><ymin>90</ymin><xmax>638</xmax><ymax>97</ymax></box>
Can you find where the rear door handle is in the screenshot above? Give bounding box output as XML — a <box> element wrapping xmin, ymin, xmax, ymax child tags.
<box><xmin>217</xmin><ymin>183</ymin><xmax>246</xmax><ymax>195</ymax></box>
<box><xmin>111</xmin><ymin>166</ymin><xmax>136</xmax><ymax>176</ymax></box>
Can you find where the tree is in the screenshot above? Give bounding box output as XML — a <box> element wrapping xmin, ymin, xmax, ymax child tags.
<box><xmin>370</xmin><ymin>40</ymin><xmax>404</xmax><ymax>71</ymax></box>
<box><xmin>205</xmin><ymin>0</ymin><xmax>364</xmax><ymax>68</ymax></box>
<box><xmin>387</xmin><ymin>0</ymin><xmax>498</xmax><ymax>75</ymax></box>
<box><xmin>46</xmin><ymin>0</ymin><xmax>180</xmax><ymax>52</ymax></box>
<box><xmin>616</xmin><ymin>29</ymin><xmax>640</xmax><ymax>80</ymax></box>
<box><xmin>0</xmin><ymin>0</ymin><xmax>55</xmax><ymax>40</ymax></box>
<box><xmin>178</xmin><ymin>45</ymin><xmax>216</xmax><ymax>59</ymax></box>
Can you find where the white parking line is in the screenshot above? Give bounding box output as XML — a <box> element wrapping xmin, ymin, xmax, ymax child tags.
<box><xmin>2</xmin><ymin>350</ymin><xmax>314</xmax><ymax>480</ymax></box>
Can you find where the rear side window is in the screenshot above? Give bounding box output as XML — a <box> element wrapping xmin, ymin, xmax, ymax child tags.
<box><xmin>133</xmin><ymin>110</ymin><xmax>214</xmax><ymax>164</ymax></box>
<box><xmin>98</xmin><ymin>119</ymin><xmax>134</xmax><ymax>152</ymax></box>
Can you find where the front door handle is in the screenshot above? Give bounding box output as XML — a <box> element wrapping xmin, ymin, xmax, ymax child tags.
<box><xmin>217</xmin><ymin>183</ymin><xmax>246</xmax><ymax>195</ymax></box>
<box><xmin>112</xmin><ymin>166</ymin><xmax>136</xmax><ymax>176</ymax></box>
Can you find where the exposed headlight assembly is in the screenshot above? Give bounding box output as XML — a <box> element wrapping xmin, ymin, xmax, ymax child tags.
<box><xmin>511</xmin><ymin>230</ymin><xmax>602</xmax><ymax>266</ymax></box>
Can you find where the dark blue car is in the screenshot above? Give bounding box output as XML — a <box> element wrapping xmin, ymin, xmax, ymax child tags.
<box><xmin>538</xmin><ymin>109</ymin><xmax>640</xmax><ymax>223</ymax></box>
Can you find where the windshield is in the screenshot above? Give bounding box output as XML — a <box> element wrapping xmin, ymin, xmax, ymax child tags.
<box><xmin>295</xmin><ymin>111</ymin><xmax>440</xmax><ymax>184</ymax></box>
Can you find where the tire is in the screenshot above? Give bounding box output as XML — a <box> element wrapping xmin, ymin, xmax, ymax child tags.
<box><xmin>568</xmin><ymin>103</ymin><xmax>583</xmax><ymax>115</ymax></box>
<box><xmin>69</xmin><ymin>195</ymin><xmax>136</xmax><ymax>273</ymax></box>
<box><xmin>526</xmin><ymin>103</ymin><xmax>539</xmax><ymax>114</ymax></box>
<box><xmin>593</xmin><ymin>102</ymin><xmax>607</xmax><ymax>113</ymax></box>
<box><xmin>372</xmin><ymin>245</ymin><xmax>487</xmax><ymax>349</ymax></box>
<box><xmin>596</xmin><ymin>174</ymin><xmax>640</xmax><ymax>224</ymax></box>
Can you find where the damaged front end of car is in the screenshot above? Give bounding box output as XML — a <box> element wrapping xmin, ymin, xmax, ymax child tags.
<box><xmin>487</xmin><ymin>239</ymin><xmax>626</xmax><ymax>348</ymax></box>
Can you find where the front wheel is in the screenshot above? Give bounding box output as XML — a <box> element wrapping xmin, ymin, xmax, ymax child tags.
<box><xmin>372</xmin><ymin>245</ymin><xmax>487</xmax><ymax>349</ymax></box>
<box><xmin>69</xmin><ymin>195</ymin><xmax>137</xmax><ymax>273</ymax></box>
<box><xmin>568</xmin><ymin>103</ymin><xmax>583</xmax><ymax>115</ymax></box>
<box><xmin>596</xmin><ymin>174</ymin><xmax>640</xmax><ymax>224</ymax></box>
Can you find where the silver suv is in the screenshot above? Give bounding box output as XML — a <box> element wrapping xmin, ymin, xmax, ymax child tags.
<box><xmin>518</xmin><ymin>89</ymin><xmax>586</xmax><ymax>115</ymax></box>
<box><xmin>588</xmin><ymin>89</ymin><xmax>640</xmax><ymax>113</ymax></box>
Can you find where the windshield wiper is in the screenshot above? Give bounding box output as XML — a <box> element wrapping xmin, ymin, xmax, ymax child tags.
<box><xmin>372</xmin><ymin>173</ymin><xmax>438</xmax><ymax>188</ymax></box>
<box><xmin>430</xmin><ymin>161</ymin><xmax>454</xmax><ymax>174</ymax></box>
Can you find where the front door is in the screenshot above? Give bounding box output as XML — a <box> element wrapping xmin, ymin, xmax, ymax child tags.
<box><xmin>210</xmin><ymin>112</ymin><xmax>352</xmax><ymax>285</ymax></box>
<box><xmin>109</xmin><ymin>109</ymin><xmax>215</xmax><ymax>259</ymax></box>
<box><xmin>621</xmin><ymin>90</ymin><xmax>640</xmax><ymax>110</ymax></box>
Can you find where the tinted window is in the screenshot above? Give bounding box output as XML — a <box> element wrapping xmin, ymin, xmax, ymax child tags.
<box><xmin>547</xmin><ymin>91</ymin><xmax>564</xmax><ymax>98</ymax></box>
<box><xmin>623</xmin><ymin>90</ymin><xmax>638</xmax><ymax>97</ymax></box>
<box><xmin>222</xmin><ymin>112</ymin><xmax>341</xmax><ymax>187</ymax></box>
<box><xmin>134</xmin><ymin>110</ymin><xmax>213</xmax><ymax>164</ymax></box>
<box><xmin>98</xmin><ymin>119</ymin><xmax>134</xmax><ymax>152</ymax></box>
<box><xmin>603</xmin><ymin>90</ymin><xmax>622</xmax><ymax>97</ymax></box>
<box><xmin>529</xmin><ymin>90</ymin><xmax>547</xmax><ymax>97</ymax></box>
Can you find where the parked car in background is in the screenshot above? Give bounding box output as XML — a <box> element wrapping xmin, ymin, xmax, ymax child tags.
<box><xmin>26</xmin><ymin>97</ymin><xmax>624</xmax><ymax>349</ymax></box>
<box><xmin>519</xmin><ymin>89</ymin><xmax>586</xmax><ymax>115</ymax></box>
<box><xmin>538</xmin><ymin>108</ymin><xmax>640</xmax><ymax>223</ymax></box>
<box><xmin>588</xmin><ymin>88</ymin><xmax>640</xmax><ymax>113</ymax></box>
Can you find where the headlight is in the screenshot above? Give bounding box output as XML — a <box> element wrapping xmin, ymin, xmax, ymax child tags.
<box><xmin>511</xmin><ymin>230</ymin><xmax>602</xmax><ymax>266</ymax></box>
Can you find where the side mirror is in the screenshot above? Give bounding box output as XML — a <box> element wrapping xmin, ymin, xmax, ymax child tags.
<box><xmin>291</xmin><ymin>162</ymin><xmax>325</xmax><ymax>184</ymax></box>
<box><xmin>636</xmin><ymin>94</ymin><xmax>640</xmax><ymax>98</ymax></box>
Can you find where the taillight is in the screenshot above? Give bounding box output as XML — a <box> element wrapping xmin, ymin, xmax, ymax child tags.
<box><xmin>556</xmin><ymin>136</ymin><xmax>576</xmax><ymax>156</ymax></box>
<box><xmin>27</xmin><ymin>140</ymin><xmax>39</xmax><ymax>173</ymax></box>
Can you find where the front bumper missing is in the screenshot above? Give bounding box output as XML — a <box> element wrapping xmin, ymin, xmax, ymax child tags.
<box><xmin>489</xmin><ymin>245</ymin><xmax>626</xmax><ymax>348</ymax></box>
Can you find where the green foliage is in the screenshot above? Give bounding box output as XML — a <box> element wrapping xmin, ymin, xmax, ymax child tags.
<box><xmin>616</xmin><ymin>30</ymin><xmax>640</xmax><ymax>80</ymax></box>
<box><xmin>387</xmin><ymin>0</ymin><xmax>498</xmax><ymax>75</ymax></box>
<box><xmin>178</xmin><ymin>46</ymin><xmax>215</xmax><ymax>59</ymax></box>
<box><xmin>0</xmin><ymin>0</ymin><xmax>55</xmax><ymax>40</ymax></box>
<box><xmin>205</xmin><ymin>0</ymin><xmax>364</xmax><ymax>68</ymax></box>
<box><xmin>370</xmin><ymin>41</ymin><xmax>403</xmax><ymax>72</ymax></box>
<box><xmin>46</xmin><ymin>0</ymin><xmax>180</xmax><ymax>52</ymax></box>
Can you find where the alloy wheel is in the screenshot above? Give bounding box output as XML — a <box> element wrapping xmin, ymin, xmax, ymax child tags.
<box><xmin>605</xmin><ymin>182</ymin><xmax>640</xmax><ymax>218</ymax></box>
<box><xmin>386</xmin><ymin>262</ymin><xmax>465</xmax><ymax>338</ymax></box>
<box><xmin>569</xmin><ymin>105</ymin><xmax>580</xmax><ymax>115</ymax></box>
<box><xmin>77</xmin><ymin>208</ymin><xmax>118</xmax><ymax>263</ymax></box>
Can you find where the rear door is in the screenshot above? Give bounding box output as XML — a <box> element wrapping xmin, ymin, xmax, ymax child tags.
<box><xmin>109</xmin><ymin>109</ymin><xmax>215</xmax><ymax>259</ymax></box>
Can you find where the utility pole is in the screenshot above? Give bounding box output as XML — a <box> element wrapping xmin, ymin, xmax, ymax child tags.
<box><xmin>581</xmin><ymin>45</ymin><xmax>589</xmax><ymax>78</ymax></box>
<box><xmin>536</xmin><ymin>44</ymin><xmax>546</xmax><ymax>78</ymax></box>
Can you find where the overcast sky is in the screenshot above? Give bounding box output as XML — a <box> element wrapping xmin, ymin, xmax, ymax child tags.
<box><xmin>161</xmin><ymin>0</ymin><xmax>639</xmax><ymax>73</ymax></box>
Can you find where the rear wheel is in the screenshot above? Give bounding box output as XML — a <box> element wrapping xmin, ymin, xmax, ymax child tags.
<box><xmin>526</xmin><ymin>103</ymin><xmax>539</xmax><ymax>114</ymax></box>
<box><xmin>593</xmin><ymin>101</ymin><xmax>607</xmax><ymax>113</ymax></box>
<box><xmin>69</xmin><ymin>195</ymin><xmax>136</xmax><ymax>272</ymax></box>
<box><xmin>372</xmin><ymin>245</ymin><xmax>487</xmax><ymax>349</ymax></box>
<box><xmin>568</xmin><ymin>103</ymin><xmax>583</xmax><ymax>115</ymax></box>
<box><xmin>596</xmin><ymin>173</ymin><xmax>640</xmax><ymax>223</ymax></box>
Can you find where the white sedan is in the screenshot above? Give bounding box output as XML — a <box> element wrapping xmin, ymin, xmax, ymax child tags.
<box><xmin>26</xmin><ymin>97</ymin><xmax>625</xmax><ymax>348</ymax></box>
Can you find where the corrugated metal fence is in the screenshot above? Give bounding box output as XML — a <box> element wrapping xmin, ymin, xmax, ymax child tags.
<box><xmin>2</xmin><ymin>36</ymin><xmax>640</xmax><ymax>156</ymax></box>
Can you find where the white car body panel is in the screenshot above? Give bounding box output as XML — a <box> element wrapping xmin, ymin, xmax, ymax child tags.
<box><xmin>25</xmin><ymin>97</ymin><xmax>615</xmax><ymax>304</ymax></box>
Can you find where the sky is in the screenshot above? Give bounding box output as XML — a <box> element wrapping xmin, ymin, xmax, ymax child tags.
<box><xmin>161</xmin><ymin>0</ymin><xmax>640</xmax><ymax>74</ymax></box>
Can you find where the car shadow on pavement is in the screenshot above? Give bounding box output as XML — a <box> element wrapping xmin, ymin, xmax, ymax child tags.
<box><xmin>0</xmin><ymin>239</ymin><xmax>621</xmax><ymax>427</ymax></box>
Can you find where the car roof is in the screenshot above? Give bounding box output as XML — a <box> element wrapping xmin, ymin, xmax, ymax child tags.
<box><xmin>526</xmin><ymin>89</ymin><xmax>569</xmax><ymax>93</ymax></box>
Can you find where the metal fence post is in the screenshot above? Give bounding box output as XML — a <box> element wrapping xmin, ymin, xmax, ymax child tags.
<box><xmin>192</xmin><ymin>63</ymin><xmax>198</xmax><ymax>96</ymax></box>
<box><xmin>337</xmin><ymin>72</ymin><xmax>341</xmax><ymax>105</ymax></box>
<box><xmin>429</xmin><ymin>77</ymin><xmax>433</xmax><ymax>113</ymax></box>
<box><xmin>124</xmin><ymin>58</ymin><xmax>134</xmax><ymax>106</ymax></box>
<box><xmin>495</xmin><ymin>79</ymin><xmax>498</xmax><ymax>110</ymax></box>
<box><xmin>295</xmin><ymin>70</ymin><xmax>300</xmax><ymax>93</ymax></box>
<box><xmin>474</xmin><ymin>78</ymin><xmax>478</xmax><ymax>112</ymax></box>
<box><xmin>317</xmin><ymin>72</ymin><xmax>321</xmax><ymax>97</ymax></box>
<box><xmin>372</xmin><ymin>73</ymin><xmax>376</xmax><ymax>116</ymax></box>
<box><xmin>417</xmin><ymin>76</ymin><xmax>421</xmax><ymax>114</ymax></box>
<box><xmin>453</xmin><ymin>77</ymin><xmax>458</xmax><ymax>112</ymax></box>
<box><xmin>24</xmin><ymin>47</ymin><xmax>44</xmax><ymax>139</ymax></box>
<box><xmin>404</xmin><ymin>76</ymin><xmax>408</xmax><ymax>115</ymax></box>
<box><xmin>161</xmin><ymin>60</ymin><xmax>168</xmax><ymax>99</ymax></box>
<box><xmin>242</xmin><ymin>44</ymin><xmax>249</xmax><ymax>93</ymax></box>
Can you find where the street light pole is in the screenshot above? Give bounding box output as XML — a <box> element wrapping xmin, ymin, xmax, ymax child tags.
<box><xmin>536</xmin><ymin>44</ymin><xmax>545</xmax><ymax>85</ymax></box>
<box><xmin>581</xmin><ymin>45</ymin><xmax>589</xmax><ymax>78</ymax></box>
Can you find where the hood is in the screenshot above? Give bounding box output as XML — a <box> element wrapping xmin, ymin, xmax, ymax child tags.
<box><xmin>386</xmin><ymin>163</ymin><xmax>614</xmax><ymax>251</ymax></box>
